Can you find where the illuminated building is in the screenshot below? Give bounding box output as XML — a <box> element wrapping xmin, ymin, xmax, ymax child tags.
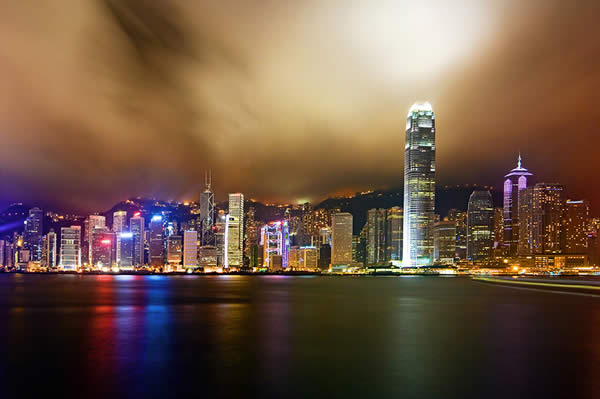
<box><xmin>467</xmin><ymin>190</ymin><xmax>494</xmax><ymax>261</ymax></box>
<box><xmin>532</xmin><ymin>183</ymin><xmax>564</xmax><ymax>254</ymax></box>
<box><xmin>448</xmin><ymin>209</ymin><xmax>467</xmax><ymax>260</ymax></box>
<box><xmin>119</xmin><ymin>232</ymin><xmax>134</xmax><ymax>269</ymax></box>
<box><xmin>518</xmin><ymin>186</ymin><xmax>535</xmax><ymax>255</ymax></box>
<box><xmin>366</xmin><ymin>209</ymin><xmax>386</xmax><ymax>266</ymax></box>
<box><xmin>563</xmin><ymin>199</ymin><xmax>589</xmax><ymax>254</ymax></box>
<box><xmin>245</xmin><ymin>206</ymin><xmax>260</xmax><ymax>266</ymax></box>
<box><xmin>91</xmin><ymin>228</ymin><xmax>115</xmax><ymax>268</ymax></box>
<box><xmin>0</xmin><ymin>240</ymin><xmax>4</xmax><ymax>267</ymax></box>
<box><xmin>385</xmin><ymin>207</ymin><xmax>403</xmax><ymax>262</ymax></box>
<box><xmin>167</xmin><ymin>235</ymin><xmax>183</xmax><ymax>270</ymax></box>
<box><xmin>301</xmin><ymin>203</ymin><xmax>314</xmax><ymax>245</ymax></box>
<box><xmin>260</xmin><ymin>221</ymin><xmax>290</xmax><ymax>270</ymax></box>
<box><xmin>183</xmin><ymin>230</ymin><xmax>198</xmax><ymax>269</ymax></box>
<box><xmin>215</xmin><ymin>211</ymin><xmax>227</xmax><ymax>266</ymax></box>
<box><xmin>296</xmin><ymin>246</ymin><xmax>318</xmax><ymax>270</ymax></box>
<box><xmin>226</xmin><ymin>193</ymin><xmax>244</xmax><ymax>268</ymax></box>
<box><xmin>331</xmin><ymin>212</ymin><xmax>353</xmax><ymax>265</ymax></box>
<box><xmin>113</xmin><ymin>210</ymin><xmax>127</xmax><ymax>265</ymax></box>
<box><xmin>59</xmin><ymin>226</ymin><xmax>81</xmax><ymax>270</ymax></box>
<box><xmin>492</xmin><ymin>207</ymin><xmax>504</xmax><ymax>257</ymax></box>
<box><xmin>403</xmin><ymin>102</ymin><xmax>436</xmax><ymax>267</ymax></box>
<box><xmin>23</xmin><ymin>207</ymin><xmax>43</xmax><ymax>262</ymax></box>
<box><xmin>45</xmin><ymin>229</ymin><xmax>57</xmax><ymax>268</ymax></box>
<box><xmin>149</xmin><ymin>215</ymin><xmax>165</xmax><ymax>267</ymax></box>
<box><xmin>433</xmin><ymin>219</ymin><xmax>456</xmax><ymax>264</ymax></box>
<box><xmin>199</xmin><ymin>245</ymin><xmax>218</xmax><ymax>269</ymax></box>
<box><xmin>200</xmin><ymin>171</ymin><xmax>215</xmax><ymax>246</ymax></box>
<box><xmin>129</xmin><ymin>213</ymin><xmax>145</xmax><ymax>266</ymax></box>
<box><xmin>86</xmin><ymin>215</ymin><xmax>106</xmax><ymax>263</ymax></box>
<box><xmin>503</xmin><ymin>155</ymin><xmax>533</xmax><ymax>256</ymax></box>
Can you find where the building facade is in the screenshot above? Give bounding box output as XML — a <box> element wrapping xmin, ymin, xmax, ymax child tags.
<box><xmin>503</xmin><ymin>156</ymin><xmax>533</xmax><ymax>256</ymax></box>
<box><xmin>331</xmin><ymin>212</ymin><xmax>353</xmax><ymax>266</ymax></box>
<box><xmin>467</xmin><ymin>190</ymin><xmax>494</xmax><ymax>261</ymax></box>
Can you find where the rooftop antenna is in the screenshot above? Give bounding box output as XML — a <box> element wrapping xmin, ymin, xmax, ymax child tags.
<box><xmin>517</xmin><ymin>151</ymin><xmax>522</xmax><ymax>169</ymax></box>
<box><xmin>205</xmin><ymin>170</ymin><xmax>212</xmax><ymax>191</ymax></box>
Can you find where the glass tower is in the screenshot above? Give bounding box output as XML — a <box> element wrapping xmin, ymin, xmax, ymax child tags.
<box><xmin>403</xmin><ymin>102</ymin><xmax>435</xmax><ymax>267</ymax></box>
<box><xmin>503</xmin><ymin>155</ymin><xmax>533</xmax><ymax>256</ymax></box>
<box><xmin>467</xmin><ymin>190</ymin><xmax>494</xmax><ymax>261</ymax></box>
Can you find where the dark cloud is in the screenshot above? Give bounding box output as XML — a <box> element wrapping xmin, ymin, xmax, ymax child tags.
<box><xmin>0</xmin><ymin>0</ymin><xmax>598</xmax><ymax>213</ymax></box>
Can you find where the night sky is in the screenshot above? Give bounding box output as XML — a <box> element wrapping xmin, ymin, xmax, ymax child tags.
<box><xmin>0</xmin><ymin>0</ymin><xmax>599</xmax><ymax>213</ymax></box>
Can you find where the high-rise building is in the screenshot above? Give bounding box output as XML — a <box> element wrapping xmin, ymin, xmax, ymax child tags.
<box><xmin>119</xmin><ymin>232</ymin><xmax>134</xmax><ymax>269</ymax></box>
<box><xmin>215</xmin><ymin>211</ymin><xmax>227</xmax><ymax>266</ymax></box>
<box><xmin>532</xmin><ymin>183</ymin><xmax>564</xmax><ymax>254</ymax></box>
<box><xmin>86</xmin><ymin>215</ymin><xmax>106</xmax><ymax>263</ymax></box>
<box><xmin>226</xmin><ymin>193</ymin><xmax>244</xmax><ymax>268</ymax></box>
<box><xmin>59</xmin><ymin>226</ymin><xmax>81</xmax><ymax>271</ymax></box>
<box><xmin>518</xmin><ymin>186</ymin><xmax>535</xmax><ymax>255</ymax></box>
<box><xmin>166</xmin><ymin>235</ymin><xmax>183</xmax><ymax>270</ymax></box>
<box><xmin>23</xmin><ymin>207</ymin><xmax>43</xmax><ymax>262</ymax></box>
<box><xmin>149</xmin><ymin>215</ymin><xmax>165</xmax><ymax>267</ymax></box>
<box><xmin>448</xmin><ymin>209</ymin><xmax>467</xmax><ymax>260</ymax></box>
<box><xmin>112</xmin><ymin>211</ymin><xmax>127</xmax><ymax>265</ymax></box>
<box><xmin>183</xmin><ymin>230</ymin><xmax>198</xmax><ymax>269</ymax></box>
<box><xmin>403</xmin><ymin>102</ymin><xmax>436</xmax><ymax>267</ymax></box>
<box><xmin>467</xmin><ymin>190</ymin><xmax>494</xmax><ymax>261</ymax></box>
<box><xmin>91</xmin><ymin>228</ymin><xmax>115</xmax><ymax>268</ymax></box>
<box><xmin>260</xmin><ymin>221</ymin><xmax>290</xmax><ymax>270</ymax></box>
<box><xmin>129</xmin><ymin>213</ymin><xmax>145</xmax><ymax>266</ymax></box>
<box><xmin>200</xmin><ymin>171</ymin><xmax>215</xmax><ymax>246</ymax></box>
<box><xmin>433</xmin><ymin>219</ymin><xmax>456</xmax><ymax>264</ymax></box>
<box><xmin>46</xmin><ymin>229</ymin><xmax>57</xmax><ymax>268</ymax></box>
<box><xmin>331</xmin><ymin>212</ymin><xmax>353</xmax><ymax>266</ymax></box>
<box><xmin>366</xmin><ymin>209</ymin><xmax>387</xmax><ymax>266</ymax></box>
<box><xmin>385</xmin><ymin>207</ymin><xmax>403</xmax><ymax>262</ymax></box>
<box><xmin>492</xmin><ymin>207</ymin><xmax>504</xmax><ymax>257</ymax></box>
<box><xmin>503</xmin><ymin>155</ymin><xmax>533</xmax><ymax>256</ymax></box>
<box><xmin>563</xmin><ymin>199</ymin><xmax>590</xmax><ymax>254</ymax></box>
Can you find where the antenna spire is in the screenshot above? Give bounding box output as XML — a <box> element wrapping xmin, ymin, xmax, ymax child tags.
<box><xmin>205</xmin><ymin>170</ymin><xmax>212</xmax><ymax>191</ymax></box>
<box><xmin>517</xmin><ymin>152</ymin><xmax>522</xmax><ymax>169</ymax></box>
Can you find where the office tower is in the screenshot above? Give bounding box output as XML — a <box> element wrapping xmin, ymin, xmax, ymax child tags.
<box><xmin>0</xmin><ymin>240</ymin><xmax>5</xmax><ymax>267</ymax></box>
<box><xmin>532</xmin><ymin>183</ymin><xmax>564</xmax><ymax>254</ymax></box>
<box><xmin>467</xmin><ymin>190</ymin><xmax>494</xmax><ymax>261</ymax></box>
<box><xmin>385</xmin><ymin>207</ymin><xmax>403</xmax><ymax>262</ymax></box>
<box><xmin>226</xmin><ymin>193</ymin><xmax>244</xmax><ymax>268</ymax></box>
<box><xmin>296</xmin><ymin>246</ymin><xmax>318</xmax><ymax>270</ymax></box>
<box><xmin>301</xmin><ymin>203</ymin><xmax>314</xmax><ymax>244</ymax></box>
<box><xmin>149</xmin><ymin>215</ymin><xmax>165</xmax><ymax>267</ymax></box>
<box><xmin>448</xmin><ymin>209</ymin><xmax>467</xmax><ymax>260</ymax></box>
<box><xmin>119</xmin><ymin>232</ymin><xmax>134</xmax><ymax>269</ymax></box>
<box><xmin>91</xmin><ymin>228</ymin><xmax>115</xmax><ymax>268</ymax></box>
<box><xmin>518</xmin><ymin>186</ymin><xmax>535</xmax><ymax>255</ymax></box>
<box><xmin>563</xmin><ymin>199</ymin><xmax>590</xmax><ymax>254</ymax></box>
<box><xmin>129</xmin><ymin>213</ymin><xmax>145</xmax><ymax>266</ymax></box>
<box><xmin>503</xmin><ymin>155</ymin><xmax>533</xmax><ymax>256</ymax></box>
<box><xmin>200</xmin><ymin>171</ymin><xmax>215</xmax><ymax>246</ymax></box>
<box><xmin>492</xmin><ymin>207</ymin><xmax>504</xmax><ymax>257</ymax></box>
<box><xmin>366</xmin><ymin>209</ymin><xmax>387</xmax><ymax>266</ymax></box>
<box><xmin>403</xmin><ymin>102</ymin><xmax>436</xmax><ymax>267</ymax></box>
<box><xmin>433</xmin><ymin>219</ymin><xmax>456</xmax><ymax>264</ymax></box>
<box><xmin>167</xmin><ymin>235</ymin><xmax>183</xmax><ymax>270</ymax></box>
<box><xmin>331</xmin><ymin>212</ymin><xmax>353</xmax><ymax>265</ymax></box>
<box><xmin>46</xmin><ymin>229</ymin><xmax>57</xmax><ymax>268</ymax></box>
<box><xmin>260</xmin><ymin>221</ymin><xmax>290</xmax><ymax>270</ymax></box>
<box><xmin>245</xmin><ymin>206</ymin><xmax>260</xmax><ymax>263</ymax></box>
<box><xmin>87</xmin><ymin>215</ymin><xmax>106</xmax><ymax>262</ymax></box>
<box><xmin>23</xmin><ymin>207</ymin><xmax>43</xmax><ymax>262</ymax></box>
<box><xmin>59</xmin><ymin>226</ymin><xmax>81</xmax><ymax>270</ymax></box>
<box><xmin>112</xmin><ymin>211</ymin><xmax>127</xmax><ymax>265</ymax></box>
<box><xmin>215</xmin><ymin>211</ymin><xmax>227</xmax><ymax>266</ymax></box>
<box><xmin>199</xmin><ymin>246</ymin><xmax>218</xmax><ymax>269</ymax></box>
<box><xmin>183</xmin><ymin>230</ymin><xmax>198</xmax><ymax>269</ymax></box>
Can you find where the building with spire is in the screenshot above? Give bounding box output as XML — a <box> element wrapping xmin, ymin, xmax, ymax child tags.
<box><xmin>503</xmin><ymin>155</ymin><xmax>533</xmax><ymax>256</ymax></box>
<box><xmin>200</xmin><ymin>171</ymin><xmax>215</xmax><ymax>246</ymax></box>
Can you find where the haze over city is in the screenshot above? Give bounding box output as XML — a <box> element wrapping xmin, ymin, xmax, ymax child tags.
<box><xmin>1</xmin><ymin>0</ymin><xmax>599</xmax><ymax>213</ymax></box>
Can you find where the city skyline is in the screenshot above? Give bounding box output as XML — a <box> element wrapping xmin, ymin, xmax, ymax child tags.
<box><xmin>0</xmin><ymin>1</ymin><xmax>599</xmax><ymax>213</ymax></box>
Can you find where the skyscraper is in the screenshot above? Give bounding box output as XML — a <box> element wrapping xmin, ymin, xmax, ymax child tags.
<box><xmin>129</xmin><ymin>213</ymin><xmax>145</xmax><ymax>266</ymax></box>
<box><xmin>86</xmin><ymin>215</ymin><xmax>106</xmax><ymax>263</ymax></box>
<box><xmin>59</xmin><ymin>226</ymin><xmax>81</xmax><ymax>270</ymax></box>
<box><xmin>563</xmin><ymin>199</ymin><xmax>590</xmax><ymax>254</ymax></box>
<box><xmin>260</xmin><ymin>221</ymin><xmax>290</xmax><ymax>270</ymax></box>
<box><xmin>532</xmin><ymin>183</ymin><xmax>564</xmax><ymax>254</ymax></box>
<box><xmin>433</xmin><ymin>219</ymin><xmax>456</xmax><ymax>264</ymax></box>
<box><xmin>91</xmin><ymin>228</ymin><xmax>115</xmax><ymax>268</ymax></box>
<box><xmin>183</xmin><ymin>230</ymin><xmax>198</xmax><ymax>269</ymax></box>
<box><xmin>113</xmin><ymin>211</ymin><xmax>127</xmax><ymax>265</ymax></box>
<box><xmin>448</xmin><ymin>209</ymin><xmax>467</xmax><ymax>260</ymax></box>
<box><xmin>403</xmin><ymin>102</ymin><xmax>436</xmax><ymax>267</ymax></box>
<box><xmin>467</xmin><ymin>190</ymin><xmax>494</xmax><ymax>261</ymax></box>
<box><xmin>23</xmin><ymin>207</ymin><xmax>43</xmax><ymax>262</ymax></box>
<box><xmin>226</xmin><ymin>193</ymin><xmax>244</xmax><ymax>268</ymax></box>
<box><xmin>167</xmin><ymin>235</ymin><xmax>183</xmax><ymax>270</ymax></box>
<box><xmin>503</xmin><ymin>155</ymin><xmax>533</xmax><ymax>256</ymax></box>
<box><xmin>366</xmin><ymin>209</ymin><xmax>387</xmax><ymax>266</ymax></box>
<box><xmin>149</xmin><ymin>215</ymin><xmax>165</xmax><ymax>267</ymax></box>
<box><xmin>46</xmin><ymin>229</ymin><xmax>57</xmax><ymax>268</ymax></box>
<box><xmin>331</xmin><ymin>212</ymin><xmax>353</xmax><ymax>266</ymax></box>
<box><xmin>385</xmin><ymin>207</ymin><xmax>403</xmax><ymax>262</ymax></box>
<box><xmin>200</xmin><ymin>171</ymin><xmax>215</xmax><ymax>246</ymax></box>
<box><xmin>119</xmin><ymin>232</ymin><xmax>134</xmax><ymax>269</ymax></box>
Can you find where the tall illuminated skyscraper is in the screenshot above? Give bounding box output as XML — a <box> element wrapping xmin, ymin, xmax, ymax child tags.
<box><xmin>59</xmin><ymin>226</ymin><xmax>81</xmax><ymax>270</ymax></box>
<box><xmin>86</xmin><ymin>215</ymin><xmax>106</xmax><ymax>263</ymax></box>
<box><xmin>200</xmin><ymin>171</ymin><xmax>215</xmax><ymax>246</ymax></box>
<box><xmin>129</xmin><ymin>213</ymin><xmax>145</xmax><ymax>266</ymax></box>
<box><xmin>366</xmin><ymin>209</ymin><xmax>386</xmax><ymax>266</ymax></box>
<box><xmin>403</xmin><ymin>102</ymin><xmax>436</xmax><ymax>267</ymax></box>
<box><xmin>23</xmin><ymin>207</ymin><xmax>43</xmax><ymax>262</ymax></box>
<box><xmin>183</xmin><ymin>230</ymin><xmax>198</xmax><ymax>269</ymax></box>
<box><xmin>503</xmin><ymin>155</ymin><xmax>533</xmax><ymax>256</ymax></box>
<box><xmin>564</xmin><ymin>199</ymin><xmax>589</xmax><ymax>254</ymax></box>
<box><xmin>467</xmin><ymin>190</ymin><xmax>494</xmax><ymax>261</ymax></box>
<box><xmin>46</xmin><ymin>229</ymin><xmax>57</xmax><ymax>268</ymax></box>
<box><xmin>112</xmin><ymin>211</ymin><xmax>127</xmax><ymax>265</ymax></box>
<box><xmin>385</xmin><ymin>207</ymin><xmax>403</xmax><ymax>262</ymax></box>
<box><xmin>225</xmin><ymin>193</ymin><xmax>244</xmax><ymax>268</ymax></box>
<box><xmin>149</xmin><ymin>215</ymin><xmax>165</xmax><ymax>267</ymax></box>
<box><xmin>331</xmin><ymin>212</ymin><xmax>353</xmax><ymax>266</ymax></box>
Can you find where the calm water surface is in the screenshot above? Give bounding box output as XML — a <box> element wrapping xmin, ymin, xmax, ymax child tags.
<box><xmin>0</xmin><ymin>274</ymin><xmax>599</xmax><ymax>398</ymax></box>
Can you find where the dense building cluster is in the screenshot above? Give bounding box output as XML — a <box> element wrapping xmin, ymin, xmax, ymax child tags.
<box><xmin>0</xmin><ymin>103</ymin><xmax>597</xmax><ymax>273</ymax></box>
